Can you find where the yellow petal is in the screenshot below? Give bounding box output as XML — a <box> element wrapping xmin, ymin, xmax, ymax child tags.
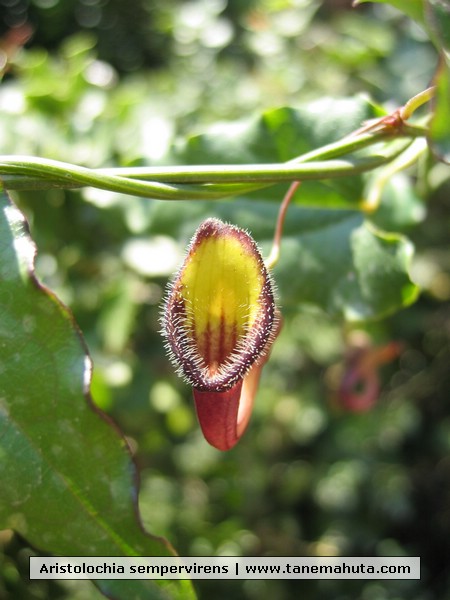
<box><xmin>162</xmin><ymin>218</ymin><xmax>277</xmax><ymax>392</ymax></box>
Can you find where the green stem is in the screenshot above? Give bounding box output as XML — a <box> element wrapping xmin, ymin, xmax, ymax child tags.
<box><xmin>0</xmin><ymin>157</ymin><xmax>222</xmax><ymax>200</ymax></box>
<box><xmin>0</xmin><ymin>77</ymin><xmax>430</xmax><ymax>202</ymax></box>
<box><xmin>400</xmin><ymin>86</ymin><xmax>435</xmax><ymax>120</ymax></box>
<box><xmin>96</xmin><ymin>129</ymin><xmax>395</xmax><ymax>182</ymax></box>
<box><xmin>0</xmin><ymin>128</ymin><xmax>422</xmax><ymax>200</ymax></box>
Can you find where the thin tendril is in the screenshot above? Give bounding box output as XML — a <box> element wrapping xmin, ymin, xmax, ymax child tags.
<box><xmin>266</xmin><ymin>181</ymin><xmax>301</xmax><ymax>270</ymax></box>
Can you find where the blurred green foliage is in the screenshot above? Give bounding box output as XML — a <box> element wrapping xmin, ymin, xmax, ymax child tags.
<box><xmin>1</xmin><ymin>1</ymin><xmax>450</xmax><ymax>599</ymax></box>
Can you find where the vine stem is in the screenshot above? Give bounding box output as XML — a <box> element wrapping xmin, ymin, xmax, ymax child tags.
<box><xmin>266</xmin><ymin>181</ymin><xmax>301</xmax><ymax>270</ymax></box>
<box><xmin>348</xmin><ymin>88</ymin><xmax>434</xmax><ymax>137</ymax></box>
<box><xmin>0</xmin><ymin>87</ymin><xmax>431</xmax><ymax>199</ymax></box>
<box><xmin>263</xmin><ymin>87</ymin><xmax>433</xmax><ymax>268</ymax></box>
<box><xmin>400</xmin><ymin>86</ymin><xmax>435</xmax><ymax>120</ymax></box>
<box><xmin>0</xmin><ymin>130</ymin><xmax>420</xmax><ymax>199</ymax></box>
<box><xmin>0</xmin><ymin>96</ymin><xmax>430</xmax><ymax>272</ymax></box>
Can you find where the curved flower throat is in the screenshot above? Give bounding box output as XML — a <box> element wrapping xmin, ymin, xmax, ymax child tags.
<box><xmin>162</xmin><ymin>218</ymin><xmax>279</xmax><ymax>450</ymax></box>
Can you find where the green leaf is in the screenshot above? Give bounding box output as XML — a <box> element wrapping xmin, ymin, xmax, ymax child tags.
<box><xmin>426</xmin><ymin>0</ymin><xmax>450</xmax><ymax>163</ymax></box>
<box><xmin>368</xmin><ymin>173</ymin><xmax>426</xmax><ymax>231</ymax></box>
<box><xmin>0</xmin><ymin>189</ymin><xmax>195</xmax><ymax>600</ymax></box>
<box><xmin>173</xmin><ymin>97</ymin><xmax>382</xmax><ymax>206</ymax></box>
<box><xmin>425</xmin><ymin>0</ymin><xmax>450</xmax><ymax>53</ymax></box>
<box><xmin>428</xmin><ymin>57</ymin><xmax>450</xmax><ymax>163</ymax></box>
<box><xmin>177</xmin><ymin>97</ymin><xmax>380</xmax><ymax>164</ymax></box>
<box><xmin>353</xmin><ymin>0</ymin><xmax>426</xmax><ymax>28</ymax></box>
<box><xmin>275</xmin><ymin>208</ymin><xmax>419</xmax><ymax>320</ymax></box>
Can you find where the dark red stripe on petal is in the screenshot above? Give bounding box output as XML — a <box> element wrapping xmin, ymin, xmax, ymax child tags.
<box><xmin>161</xmin><ymin>218</ymin><xmax>279</xmax><ymax>392</ymax></box>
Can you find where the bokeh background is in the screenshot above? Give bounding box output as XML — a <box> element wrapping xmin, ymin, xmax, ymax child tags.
<box><xmin>1</xmin><ymin>1</ymin><xmax>449</xmax><ymax>599</ymax></box>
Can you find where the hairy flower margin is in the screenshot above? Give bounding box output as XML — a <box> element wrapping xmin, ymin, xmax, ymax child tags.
<box><xmin>161</xmin><ymin>218</ymin><xmax>281</xmax><ymax>450</ymax></box>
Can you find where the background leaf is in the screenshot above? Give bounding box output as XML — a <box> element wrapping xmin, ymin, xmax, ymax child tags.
<box><xmin>428</xmin><ymin>57</ymin><xmax>450</xmax><ymax>163</ymax></box>
<box><xmin>0</xmin><ymin>189</ymin><xmax>195</xmax><ymax>600</ymax></box>
<box><xmin>353</xmin><ymin>0</ymin><xmax>426</xmax><ymax>27</ymax></box>
<box><xmin>172</xmin><ymin>97</ymin><xmax>383</xmax><ymax>207</ymax></box>
<box><xmin>175</xmin><ymin>98</ymin><xmax>381</xmax><ymax>165</ymax></box>
<box><xmin>426</xmin><ymin>0</ymin><xmax>450</xmax><ymax>163</ymax></box>
<box><xmin>274</xmin><ymin>209</ymin><xmax>419</xmax><ymax>320</ymax></box>
<box><xmin>425</xmin><ymin>0</ymin><xmax>450</xmax><ymax>53</ymax></box>
<box><xmin>367</xmin><ymin>172</ymin><xmax>426</xmax><ymax>231</ymax></box>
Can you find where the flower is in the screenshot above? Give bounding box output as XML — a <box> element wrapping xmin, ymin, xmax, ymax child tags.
<box><xmin>161</xmin><ymin>218</ymin><xmax>280</xmax><ymax>450</ymax></box>
<box><xmin>331</xmin><ymin>333</ymin><xmax>402</xmax><ymax>412</ymax></box>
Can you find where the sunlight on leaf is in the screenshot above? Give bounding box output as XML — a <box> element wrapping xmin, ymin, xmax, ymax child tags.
<box><xmin>428</xmin><ymin>57</ymin><xmax>450</xmax><ymax>164</ymax></box>
<box><xmin>426</xmin><ymin>0</ymin><xmax>450</xmax><ymax>164</ymax></box>
<box><xmin>274</xmin><ymin>208</ymin><xmax>419</xmax><ymax>320</ymax></box>
<box><xmin>0</xmin><ymin>189</ymin><xmax>195</xmax><ymax>600</ymax></box>
<box><xmin>353</xmin><ymin>0</ymin><xmax>426</xmax><ymax>28</ymax></box>
<box><xmin>425</xmin><ymin>0</ymin><xmax>450</xmax><ymax>52</ymax></box>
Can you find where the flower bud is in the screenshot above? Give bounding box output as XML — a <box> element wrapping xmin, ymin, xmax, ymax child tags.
<box><xmin>161</xmin><ymin>218</ymin><xmax>279</xmax><ymax>449</ymax></box>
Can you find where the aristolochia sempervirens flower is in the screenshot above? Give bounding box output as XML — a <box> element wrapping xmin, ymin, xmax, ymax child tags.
<box><xmin>161</xmin><ymin>218</ymin><xmax>280</xmax><ymax>450</ymax></box>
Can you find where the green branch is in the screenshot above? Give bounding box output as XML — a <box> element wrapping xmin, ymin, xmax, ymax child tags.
<box><xmin>0</xmin><ymin>127</ymin><xmax>422</xmax><ymax>201</ymax></box>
